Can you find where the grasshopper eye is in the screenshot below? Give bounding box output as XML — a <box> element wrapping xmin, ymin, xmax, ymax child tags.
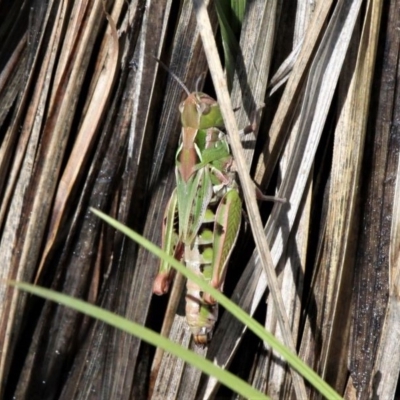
<box><xmin>197</xmin><ymin>102</ymin><xmax>210</xmax><ymax>115</ymax></box>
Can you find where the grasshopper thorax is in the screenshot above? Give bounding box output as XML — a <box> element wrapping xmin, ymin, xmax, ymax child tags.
<box><xmin>179</xmin><ymin>92</ymin><xmax>224</xmax><ymax>130</ymax></box>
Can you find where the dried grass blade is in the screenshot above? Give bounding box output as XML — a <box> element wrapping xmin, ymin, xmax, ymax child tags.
<box><xmin>258</xmin><ymin>3</ymin><xmax>314</xmax><ymax>395</ymax></box>
<box><xmin>1</xmin><ymin>2</ymin><xmax>123</xmax><ymax>397</ymax></box>
<box><xmin>0</xmin><ymin>1</ymin><xmax>71</xmax><ymax>390</ymax></box>
<box><xmin>57</xmin><ymin>2</ymin><xmax>174</xmax><ymax>397</ymax></box>
<box><xmin>360</xmin><ymin>1</ymin><xmax>400</xmax><ymax>397</ymax></box>
<box><xmin>35</xmin><ymin>8</ymin><xmax>120</xmax><ymax>283</ymax></box>
<box><xmin>230</xmin><ymin>0</ymin><xmax>278</xmax><ymax>166</ymax></box>
<box><xmin>342</xmin><ymin>0</ymin><xmax>398</xmax><ymax>397</ymax></box>
<box><xmin>310</xmin><ymin>0</ymin><xmax>383</xmax><ymax>391</ymax></box>
<box><xmin>150</xmin><ymin>272</ymin><xmax>185</xmax><ymax>395</ymax></box>
<box><xmin>373</xmin><ymin>142</ymin><xmax>400</xmax><ymax>397</ymax></box>
<box><xmin>0</xmin><ymin>4</ymin><xmax>54</xmax><ymax>225</ymax></box>
<box><xmin>151</xmin><ymin>317</ymin><xmax>207</xmax><ymax>400</ymax></box>
<box><xmin>254</xmin><ymin>0</ymin><xmax>334</xmax><ymax>187</ymax></box>
<box><xmin>191</xmin><ymin>1</ymin><xmax>307</xmax><ymax>398</ymax></box>
<box><xmin>200</xmin><ymin>0</ymin><xmax>364</xmax><ymax>397</ymax></box>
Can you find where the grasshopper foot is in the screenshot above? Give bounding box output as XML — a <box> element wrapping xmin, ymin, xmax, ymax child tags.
<box><xmin>256</xmin><ymin>186</ymin><xmax>287</xmax><ymax>204</ymax></box>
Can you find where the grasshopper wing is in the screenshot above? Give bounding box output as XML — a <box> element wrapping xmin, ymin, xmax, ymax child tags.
<box><xmin>203</xmin><ymin>188</ymin><xmax>242</xmax><ymax>304</ymax></box>
<box><xmin>176</xmin><ymin>167</ymin><xmax>213</xmax><ymax>245</ymax></box>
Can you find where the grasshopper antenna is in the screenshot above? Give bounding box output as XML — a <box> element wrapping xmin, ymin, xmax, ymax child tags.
<box><xmin>195</xmin><ymin>73</ymin><xmax>206</xmax><ymax>93</ymax></box>
<box><xmin>153</xmin><ymin>56</ymin><xmax>191</xmax><ymax>97</ymax></box>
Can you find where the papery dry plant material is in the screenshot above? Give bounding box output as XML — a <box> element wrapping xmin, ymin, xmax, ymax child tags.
<box><xmin>0</xmin><ymin>0</ymin><xmax>398</xmax><ymax>399</ymax></box>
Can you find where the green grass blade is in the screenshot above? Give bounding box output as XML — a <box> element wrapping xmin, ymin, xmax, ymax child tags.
<box><xmin>9</xmin><ymin>280</ymin><xmax>269</xmax><ymax>400</ymax></box>
<box><xmin>230</xmin><ymin>0</ymin><xmax>246</xmax><ymax>33</ymax></box>
<box><xmin>90</xmin><ymin>208</ymin><xmax>343</xmax><ymax>399</ymax></box>
<box><xmin>215</xmin><ymin>1</ymin><xmax>245</xmax><ymax>89</ymax></box>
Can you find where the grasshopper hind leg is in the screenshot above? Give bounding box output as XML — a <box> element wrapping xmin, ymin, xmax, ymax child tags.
<box><xmin>153</xmin><ymin>190</ymin><xmax>182</xmax><ymax>295</ymax></box>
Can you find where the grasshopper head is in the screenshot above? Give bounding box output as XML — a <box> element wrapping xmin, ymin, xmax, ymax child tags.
<box><xmin>180</xmin><ymin>93</ymin><xmax>224</xmax><ymax>130</ymax></box>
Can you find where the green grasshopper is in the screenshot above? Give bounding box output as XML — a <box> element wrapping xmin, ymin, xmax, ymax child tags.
<box><xmin>153</xmin><ymin>69</ymin><xmax>242</xmax><ymax>344</ymax></box>
<box><xmin>152</xmin><ymin>63</ymin><xmax>285</xmax><ymax>344</ymax></box>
